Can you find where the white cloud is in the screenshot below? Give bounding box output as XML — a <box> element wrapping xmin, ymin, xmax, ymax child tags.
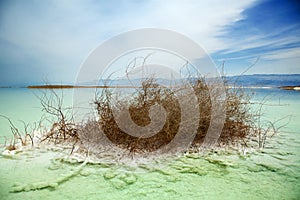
<box><xmin>1</xmin><ymin>0</ymin><xmax>257</xmax><ymax>54</ymax></box>
<box><xmin>262</xmin><ymin>47</ymin><xmax>300</xmax><ymax>60</ymax></box>
<box><xmin>218</xmin><ymin>25</ymin><xmax>300</xmax><ymax>56</ymax></box>
<box><xmin>0</xmin><ymin>0</ymin><xmax>257</xmax><ymax>83</ymax></box>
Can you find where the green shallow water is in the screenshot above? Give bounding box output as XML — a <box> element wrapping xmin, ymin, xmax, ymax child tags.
<box><xmin>0</xmin><ymin>88</ymin><xmax>299</xmax><ymax>200</ymax></box>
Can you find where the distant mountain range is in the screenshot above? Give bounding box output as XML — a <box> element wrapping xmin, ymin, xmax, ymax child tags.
<box><xmin>1</xmin><ymin>74</ymin><xmax>299</xmax><ymax>88</ymax></box>
<box><xmin>225</xmin><ymin>74</ymin><xmax>300</xmax><ymax>87</ymax></box>
<box><xmin>77</xmin><ymin>74</ymin><xmax>300</xmax><ymax>88</ymax></box>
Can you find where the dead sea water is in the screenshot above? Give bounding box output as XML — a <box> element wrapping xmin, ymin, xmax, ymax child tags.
<box><xmin>0</xmin><ymin>88</ymin><xmax>299</xmax><ymax>199</ymax></box>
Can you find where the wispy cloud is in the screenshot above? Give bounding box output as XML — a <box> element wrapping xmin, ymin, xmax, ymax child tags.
<box><xmin>216</xmin><ymin>25</ymin><xmax>300</xmax><ymax>56</ymax></box>
<box><xmin>262</xmin><ymin>47</ymin><xmax>300</xmax><ymax>60</ymax></box>
<box><xmin>213</xmin><ymin>0</ymin><xmax>300</xmax><ymax>74</ymax></box>
<box><xmin>0</xmin><ymin>0</ymin><xmax>299</xmax><ymax>85</ymax></box>
<box><xmin>0</xmin><ymin>0</ymin><xmax>257</xmax><ymax>84</ymax></box>
<box><xmin>0</xmin><ymin>0</ymin><xmax>256</xmax><ymax>54</ymax></box>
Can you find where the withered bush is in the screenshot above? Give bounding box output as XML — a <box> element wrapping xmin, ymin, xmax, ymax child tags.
<box><xmin>38</xmin><ymin>88</ymin><xmax>79</xmax><ymax>145</ymax></box>
<box><xmin>4</xmin><ymin>76</ymin><xmax>274</xmax><ymax>155</ymax></box>
<box><xmin>95</xmin><ymin>78</ymin><xmax>181</xmax><ymax>152</ymax></box>
<box><xmin>94</xmin><ymin>77</ymin><xmax>254</xmax><ymax>153</ymax></box>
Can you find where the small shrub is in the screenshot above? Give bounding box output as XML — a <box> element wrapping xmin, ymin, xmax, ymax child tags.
<box><xmin>94</xmin><ymin>77</ymin><xmax>255</xmax><ymax>153</ymax></box>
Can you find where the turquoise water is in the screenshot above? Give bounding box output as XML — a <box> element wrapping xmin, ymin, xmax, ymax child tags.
<box><xmin>0</xmin><ymin>88</ymin><xmax>299</xmax><ymax>199</ymax></box>
<box><xmin>0</xmin><ymin>88</ymin><xmax>73</xmax><ymax>139</ymax></box>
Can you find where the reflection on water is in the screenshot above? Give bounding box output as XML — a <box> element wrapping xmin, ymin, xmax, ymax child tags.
<box><xmin>0</xmin><ymin>88</ymin><xmax>299</xmax><ymax>199</ymax></box>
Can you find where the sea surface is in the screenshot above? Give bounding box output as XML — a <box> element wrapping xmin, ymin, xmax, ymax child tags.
<box><xmin>0</xmin><ymin>87</ymin><xmax>299</xmax><ymax>200</ymax></box>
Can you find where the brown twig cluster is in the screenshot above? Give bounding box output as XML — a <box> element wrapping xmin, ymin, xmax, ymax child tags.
<box><xmin>0</xmin><ymin>115</ymin><xmax>34</xmax><ymax>150</ymax></box>
<box><xmin>95</xmin><ymin>78</ymin><xmax>182</xmax><ymax>153</ymax></box>
<box><xmin>94</xmin><ymin>77</ymin><xmax>256</xmax><ymax>153</ymax></box>
<box><xmin>1</xmin><ymin>75</ymin><xmax>283</xmax><ymax>155</ymax></box>
<box><xmin>37</xmin><ymin>89</ymin><xmax>79</xmax><ymax>150</ymax></box>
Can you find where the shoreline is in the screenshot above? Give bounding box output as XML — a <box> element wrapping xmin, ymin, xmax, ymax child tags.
<box><xmin>279</xmin><ymin>85</ymin><xmax>300</xmax><ymax>91</ymax></box>
<box><xmin>26</xmin><ymin>85</ymin><xmax>300</xmax><ymax>91</ymax></box>
<box><xmin>1</xmin><ymin>84</ymin><xmax>300</xmax><ymax>93</ymax></box>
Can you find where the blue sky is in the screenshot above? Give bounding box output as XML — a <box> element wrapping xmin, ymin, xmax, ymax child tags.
<box><xmin>0</xmin><ymin>0</ymin><xmax>299</xmax><ymax>86</ymax></box>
